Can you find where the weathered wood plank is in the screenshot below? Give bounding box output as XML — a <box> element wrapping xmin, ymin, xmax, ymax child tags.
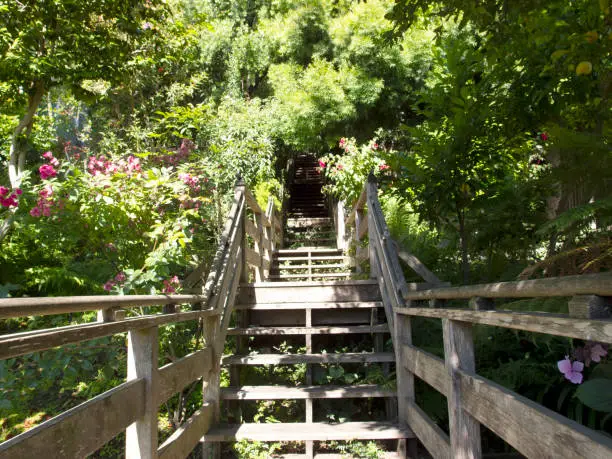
<box><xmin>245</xmin><ymin>218</ymin><xmax>258</xmax><ymax>240</ymax></box>
<box><xmin>401</xmin><ymin>344</ymin><xmax>449</xmax><ymax>396</ymax></box>
<box><xmin>203</xmin><ymin>422</ymin><xmax>414</xmax><ymax>442</ymax></box>
<box><xmin>245</xmin><ymin>247</ymin><xmax>261</xmax><ymax>268</ymax></box>
<box><xmin>234</xmin><ymin>301</ymin><xmax>382</xmax><ymax>310</ymax></box>
<box><xmin>244</xmin><ymin>188</ymin><xmax>263</xmax><ymax>214</ymax></box>
<box><xmin>0</xmin><ymin>309</ymin><xmax>219</xmax><ymax>360</ymax></box>
<box><xmin>157</xmin><ymin>347</ymin><xmax>214</xmax><ymax>405</ymax></box>
<box><xmin>393</xmin><ymin>307</ymin><xmax>612</xmax><ymax>343</ymax></box>
<box><xmin>394</xmin><ymin>240</ymin><xmax>442</xmax><ymax>285</ymax></box>
<box><xmin>157</xmin><ymin>403</ymin><xmax>214</xmax><ymax>459</ymax></box>
<box><xmin>443</xmin><ymin>319</ymin><xmax>481</xmax><ymax>458</ymax></box>
<box><xmin>126</xmin><ymin>327</ymin><xmax>159</xmax><ymax>459</ymax></box>
<box><xmin>0</xmin><ymin>294</ymin><xmax>213</xmax><ymax>319</ymax></box>
<box><xmin>460</xmin><ymin>371</ymin><xmax>612</xmax><ymax>459</ymax></box>
<box><xmin>345</xmin><ymin>187</ymin><xmax>367</xmax><ymax>227</ymax></box>
<box><xmin>0</xmin><ymin>379</ymin><xmax>145</xmax><ymax>458</ymax></box>
<box><xmin>568</xmin><ymin>295</ymin><xmax>612</xmax><ymax>319</ymax></box>
<box><xmin>357</xmin><ymin>215</ymin><xmax>369</xmax><ymax>240</ymax></box>
<box><xmin>403</xmin><ymin>273</ymin><xmax>612</xmax><ymax>301</ymax></box>
<box><xmin>222</xmin><ymin>352</ymin><xmax>395</xmax><ymax>365</ymax></box>
<box><xmin>227</xmin><ymin>324</ymin><xmax>389</xmax><ymax>335</ymax></box>
<box><xmin>220</xmin><ymin>384</ymin><xmax>395</xmax><ymax>400</ymax></box>
<box><xmin>404</xmin><ymin>400</ymin><xmax>450</xmax><ymax>459</ymax></box>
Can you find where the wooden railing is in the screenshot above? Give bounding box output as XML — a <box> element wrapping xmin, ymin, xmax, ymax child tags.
<box><xmin>0</xmin><ymin>179</ymin><xmax>281</xmax><ymax>458</ymax></box>
<box><xmin>345</xmin><ymin>175</ymin><xmax>612</xmax><ymax>459</ymax></box>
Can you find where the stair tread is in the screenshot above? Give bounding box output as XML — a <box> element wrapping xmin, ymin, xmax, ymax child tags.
<box><xmin>275</xmin><ymin>256</ymin><xmax>345</xmax><ymax>261</ymax></box>
<box><xmin>234</xmin><ymin>301</ymin><xmax>383</xmax><ymax>310</ymax></box>
<box><xmin>227</xmin><ymin>324</ymin><xmax>389</xmax><ymax>335</ymax></box>
<box><xmin>223</xmin><ymin>352</ymin><xmax>395</xmax><ymax>365</ymax></box>
<box><xmin>220</xmin><ymin>384</ymin><xmax>395</xmax><ymax>400</ymax></box>
<box><xmin>240</xmin><ymin>279</ymin><xmax>377</xmax><ymax>287</ymax></box>
<box><xmin>276</xmin><ymin>249</ymin><xmax>343</xmax><ymax>254</ymax></box>
<box><xmin>203</xmin><ymin>421</ymin><xmax>413</xmax><ymax>441</ymax></box>
<box><xmin>269</xmin><ymin>273</ymin><xmax>352</xmax><ymax>279</ymax></box>
<box><xmin>273</xmin><ymin>264</ymin><xmax>347</xmax><ymax>270</ymax></box>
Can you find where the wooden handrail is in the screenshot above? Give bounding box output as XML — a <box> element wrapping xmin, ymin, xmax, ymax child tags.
<box><xmin>345</xmin><ymin>174</ymin><xmax>612</xmax><ymax>459</ymax></box>
<box><xmin>0</xmin><ymin>178</ymin><xmax>267</xmax><ymax>459</ymax></box>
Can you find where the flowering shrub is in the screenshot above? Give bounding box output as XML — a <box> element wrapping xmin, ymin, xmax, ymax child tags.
<box><xmin>319</xmin><ymin>135</ymin><xmax>393</xmax><ymax>204</ymax></box>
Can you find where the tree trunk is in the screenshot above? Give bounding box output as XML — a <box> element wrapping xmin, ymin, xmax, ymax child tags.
<box><xmin>8</xmin><ymin>81</ymin><xmax>45</xmax><ymax>188</ymax></box>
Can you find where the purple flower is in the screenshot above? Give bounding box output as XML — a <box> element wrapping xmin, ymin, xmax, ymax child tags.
<box><xmin>591</xmin><ymin>344</ymin><xmax>607</xmax><ymax>363</ymax></box>
<box><xmin>558</xmin><ymin>356</ymin><xmax>584</xmax><ymax>384</ymax></box>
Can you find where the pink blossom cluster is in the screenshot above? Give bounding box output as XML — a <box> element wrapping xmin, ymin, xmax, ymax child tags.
<box><xmin>558</xmin><ymin>342</ymin><xmax>608</xmax><ymax>384</ymax></box>
<box><xmin>162</xmin><ymin>275</ymin><xmax>180</xmax><ymax>294</ymax></box>
<box><xmin>63</xmin><ymin>141</ymin><xmax>86</xmax><ymax>161</ymax></box>
<box><xmin>178</xmin><ymin>173</ymin><xmax>201</xmax><ymax>192</ymax></box>
<box><xmin>154</xmin><ymin>139</ymin><xmax>196</xmax><ymax>166</ymax></box>
<box><xmin>179</xmin><ymin>198</ymin><xmax>201</xmax><ymax>210</ymax></box>
<box><xmin>87</xmin><ymin>155</ymin><xmax>141</xmax><ymax>176</ymax></box>
<box><xmin>318</xmin><ymin>160</ymin><xmax>326</xmax><ymax>169</ymax></box>
<box><xmin>379</xmin><ymin>163</ymin><xmax>390</xmax><ymax>171</ymax></box>
<box><xmin>103</xmin><ymin>271</ymin><xmax>127</xmax><ymax>291</ymax></box>
<box><xmin>39</xmin><ymin>152</ymin><xmax>59</xmax><ymax>180</ymax></box>
<box><xmin>30</xmin><ymin>185</ymin><xmax>56</xmax><ymax>217</ymax></box>
<box><xmin>0</xmin><ymin>186</ymin><xmax>22</xmax><ymax>208</ymax></box>
<box><xmin>339</xmin><ymin>138</ymin><xmax>347</xmax><ymax>149</ymax></box>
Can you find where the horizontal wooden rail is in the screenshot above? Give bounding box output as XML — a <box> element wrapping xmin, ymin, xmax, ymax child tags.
<box><xmin>0</xmin><ymin>379</ymin><xmax>145</xmax><ymax>458</ymax></box>
<box><xmin>0</xmin><ymin>308</ymin><xmax>219</xmax><ymax>360</ymax></box>
<box><xmin>394</xmin><ymin>307</ymin><xmax>612</xmax><ymax>343</ymax></box>
<box><xmin>157</xmin><ymin>404</ymin><xmax>214</xmax><ymax>459</ymax></box>
<box><xmin>0</xmin><ymin>294</ymin><xmax>212</xmax><ymax>319</ymax></box>
<box><xmin>157</xmin><ymin>347</ymin><xmax>214</xmax><ymax>406</ymax></box>
<box><xmin>403</xmin><ymin>273</ymin><xmax>612</xmax><ymax>300</ymax></box>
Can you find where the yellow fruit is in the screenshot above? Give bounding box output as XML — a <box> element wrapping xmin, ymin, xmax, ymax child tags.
<box><xmin>585</xmin><ymin>31</ymin><xmax>599</xmax><ymax>43</ymax></box>
<box><xmin>576</xmin><ymin>61</ymin><xmax>593</xmax><ymax>76</ymax></box>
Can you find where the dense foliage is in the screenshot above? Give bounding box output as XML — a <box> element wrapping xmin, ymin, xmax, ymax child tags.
<box><xmin>0</xmin><ymin>0</ymin><xmax>610</xmax><ymax>455</ymax></box>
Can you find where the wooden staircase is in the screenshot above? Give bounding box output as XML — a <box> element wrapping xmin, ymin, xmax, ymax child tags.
<box><xmin>208</xmin><ymin>281</ymin><xmax>412</xmax><ymax>457</ymax></box>
<box><xmin>205</xmin><ymin>155</ymin><xmax>410</xmax><ymax>457</ymax></box>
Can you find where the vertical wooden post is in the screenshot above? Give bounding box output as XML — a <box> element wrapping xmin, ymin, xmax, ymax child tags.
<box><xmin>568</xmin><ymin>295</ymin><xmax>611</xmax><ymax>319</ymax></box>
<box><xmin>395</xmin><ymin>313</ymin><xmax>417</xmax><ymax>458</ymax></box>
<box><xmin>254</xmin><ymin>211</ymin><xmax>265</xmax><ymax>282</ymax></box>
<box><xmin>126</xmin><ymin>326</ymin><xmax>159</xmax><ymax>459</ymax></box>
<box><xmin>235</xmin><ymin>177</ymin><xmax>249</xmax><ymax>284</ymax></box>
<box><xmin>336</xmin><ymin>200</ymin><xmax>346</xmax><ymax>250</ymax></box>
<box><xmin>366</xmin><ymin>174</ymin><xmax>378</xmax><ymax>279</ymax></box>
<box><xmin>443</xmin><ymin>319</ymin><xmax>482</xmax><ymax>459</ymax></box>
<box><xmin>305</xmin><ymin>307</ymin><xmax>314</xmax><ymax>458</ymax></box>
<box><xmin>202</xmin><ymin>315</ymin><xmax>221</xmax><ymax>459</ymax></box>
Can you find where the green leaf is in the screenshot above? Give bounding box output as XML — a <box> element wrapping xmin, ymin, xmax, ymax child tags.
<box><xmin>591</xmin><ymin>363</ymin><xmax>612</xmax><ymax>380</ymax></box>
<box><xmin>576</xmin><ymin>379</ymin><xmax>612</xmax><ymax>413</ymax></box>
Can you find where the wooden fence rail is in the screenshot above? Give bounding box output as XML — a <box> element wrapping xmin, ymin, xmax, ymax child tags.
<box><xmin>0</xmin><ymin>178</ymin><xmax>282</xmax><ymax>458</ymax></box>
<box><xmin>345</xmin><ymin>174</ymin><xmax>612</xmax><ymax>459</ymax></box>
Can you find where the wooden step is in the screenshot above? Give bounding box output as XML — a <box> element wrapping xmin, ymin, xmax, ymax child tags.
<box><xmin>275</xmin><ymin>256</ymin><xmax>345</xmax><ymax>262</ymax></box>
<box><xmin>234</xmin><ymin>301</ymin><xmax>383</xmax><ymax>311</ymax></box>
<box><xmin>286</xmin><ymin>218</ymin><xmax>332</xmax><ymax>227</ymax></box>
<box><xmin>268</xmin><ymin>273</ymin><xmax>352</xmax><ymax>280</ymax></box>
<box><xmin>277</xmin><ymin>454</ymin><xmax>401</xmax><ymax>459</ymax></box>
<box><xmin>202</xmin><ymin>421</ymin><xmax>414</xmax><ymax>442</ymax></box>
<box><xmin>227</xmin><ymin>324</ymin><xmax>389</xmax><ymax>335</ymax></box>
<box><xmin>223</xmin><ymin>352</ymin><xmax>395</xmax><ymax>365</ymax></box>
<box><xmin>276</xmin><ymin>248</ymin><xmax>342</xmax><ymax>254</ymax></box>
<box><xmin>273</xmin><ymin>264</ymin><xmax>347</xmax><ymax>270</ymax></box>
<box><xmin>238</xmin><ymin>280</ymin><xmax>380</xmax><ymax>304</ymax></box>
<box><xmin>220</xmin><ymin>384</ymin><xmax>395</xmax><ymax>400</ymax></box>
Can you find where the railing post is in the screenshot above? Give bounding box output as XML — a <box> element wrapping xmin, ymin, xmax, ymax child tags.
<box><xmin>126</xmin><ymin>326</ymin><xmax>159</xmax><ymax>459</ymax></box>
<box><xmin>336</xmin><ymin>200</ymin><xmax>346</xmax><ymax>250</ymax></box>
<box><xmin>202</xmin><ymin>315</ymin><xmax>221</xmax><ymax>459</ymax></box>
<box><xmin>443</xmin><ymin>319</ymin><xmax>481</xmax><ymax>459</ymax></box>
<box><xmin>366</xmin><ymin>173</ymin><xmax>378</xmax><ymax>279</ymax></box>
<box><xmin>395</xmin><ymin>313</ymin><xmax>417</xmax><ymax>458</ymax></box>
<box><xmin>254</xmin><ymin>211</ymin><xmax>265</xmax><ymax>282</ymax></box>
<box><xmin>234</xmin><ymin>176</ymin><xmax>249</xmax><ymax>283</ymax></box>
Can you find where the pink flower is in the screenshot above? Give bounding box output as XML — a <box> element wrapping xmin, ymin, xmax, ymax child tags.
<box><xmin>339</xmin><ymin>138</ymin><xmax>346</xmax><ymax>148</ymax></box>
<box><xmin>103</xmin><ymin>281</ymin><xmax>115</xmax><ymax>291</ymax></box>
<box><xmin>15</xmin><ymin>188</ymin><xmax>22</xmax><ymax>195</ymax></box>
<box><xmin>540</xmin><ymin>132</ymin><xmax>549</xmax><ymax>141</ymax></box>
<box><xmin>39</xmin><ymin>164</ymin><xmax>57</xmax><ymax>180</ymax></box>
<box><xmin>372</xmin><ymin>143</ymin><xmax>379</xmax><ymax>150</ymax></box>
<box><xmin>114</xmin><ymin>272</ymin><xmax>127</xmax><ymax>283</ymax></box>
<box><xmin>0</xmin><ymin>186</ymin><xmax>9</xmax><ymax>197</ymax></box>
<box><xmin>337</xmin><ymin>164</ymin><xmax>343</xmax><ymax>170</ymax></box>
<box><xmin>42</xmin><ymin>152</ymin><xmax>54</xmax><ymax>160</ymax></box>
<box><xmin>30</xmin><ymin>207</ymin><xmax>41</xmax><ymax>217</ymax></box>
<box><xmin>591</xmin><ymin>344</ymin><xmax>607</xmax><ymax>363</ymax></box>
<box><xmin>379</xmin><ymin>164</ymin><xmax>390</xmax><ymax>171</ymax></box>
<box><xmin>558</xmin><ymin>356</ymin><xmax>584</xmax><ymax>384</ymax></box>
<box><xmin>318</xmin><ymin>160</ymin><xmax>326</xmax><ymax>169</ymax></box>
